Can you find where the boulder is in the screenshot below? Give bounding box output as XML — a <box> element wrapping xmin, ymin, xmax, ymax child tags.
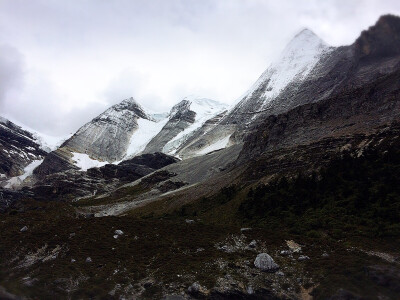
<box><xmin>187</xmin><ymin>282</ymin><xmax>208</xmax><ymax>297</ymax></box>
<box><xmin>254</xmin><ymin>253</ymin><xmax>279</xmax><ymax>271</ymax></box>
<box><xmin>248</xmin><ymin>240</ymin><xmax>257</xmax><ymax>248</ymax></box>
<box><xmin>298</xmin><ymin>255</ymin><xmax>310</xmax><ymax>261</ymax></box>
<box><xmin>280</xmin><ymin>250</ymin><xmax>291</xmax><ymax>256</ymax></box>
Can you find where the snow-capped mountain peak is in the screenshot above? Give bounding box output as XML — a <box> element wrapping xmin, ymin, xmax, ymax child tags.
<box><xmin>100</xmin><ymin>97</ymin><xmax>152</xmax><ymax>121</ymax></box>
<box><xmin>187</xmin><ymin>97</ymin><xmax>228</xmax><ymax>118</ymax></box>
<box><xmin>171</xmin><ymin>97</ymin><xmax>228</xmax><ymax>120</ymax></box>
<box><xmin>62</xmin><ymin>97</ymin><xmax>156</xmax><ymax>162</ymax></box>
<box><xmin>237</xmin><ymin>28</ymin><xmax>332</xmax><ymax>111</ymax></box>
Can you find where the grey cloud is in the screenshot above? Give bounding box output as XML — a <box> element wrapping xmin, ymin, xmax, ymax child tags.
<box><xmin>0</xmin><ymin>45</ymin><xmax>24</xmax><ymax>107</ymax></box>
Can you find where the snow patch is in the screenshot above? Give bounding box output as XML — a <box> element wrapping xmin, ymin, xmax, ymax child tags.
<box><xmin>197</xmin><ymin>135</ymin><xmax>231</xmax><ymax>155</ymax></box>
<box><xmin>4</xmin><ymin>159</ymin><xmax>44</xmax><ymax>189</ymax></box>
<box><xmin>19</xmin><ymin>159</ymin><xmax>43</xmax><ymax>181</ymax></box>
<box><xmin>33</xmin><ymin>132</ymin><xmax>71</xmax><ymax>152</ymax></box>
<box><xmin>163</xmin><ymin>98</ymin><xmax>228</xmax><ymax>154</ymax></box>
<box><xmin>126</xmin><ymin>118</ymin><xmax>169</xmax><ymax>158</ymax></box>
<box><xmin>72</xmin><ymin>153</ymin><xmax>109</xmax><ymax>171</ymax></box>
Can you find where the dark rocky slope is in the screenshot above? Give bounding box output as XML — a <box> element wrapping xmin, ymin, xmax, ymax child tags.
<box><xmin>0</xmin><ymin>117</ymin><xmax>47</xmax><ymax>179</ymax></box>
<box><xmin>177</xmin><ymin>15</ymin><xmax>400</xmax><ymax>158</ymax></box>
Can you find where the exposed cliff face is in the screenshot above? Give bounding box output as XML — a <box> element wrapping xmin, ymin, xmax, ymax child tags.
<box><xmin>354</xmin><ymin>14</ymin><xmax>400</xmax><ymax>62</ymax></box>
<box><xmin>143</xmin><ymin>100</ymin><xmax>196</xmax><ymax>154</ymax></box>
<box><xmin>0</xmin><ymin>117</ymin><xmax>47</xmax><ymax>185</ymax></box>
<box><xmin>239</xmin><ymin>68</ymin><xmax>400</xmax><ymax>163</ymax></box>
<box><xmin>144</xmin><ymin>98</ymin><xmax>228</xmax><ymax>156</ymax></box>
<box><xmin>64</xmin><ymin>97</ymin><xmax>152</xmax><ymax>162</ymax></box>
<box><xmin>34</xmin><ymin>98</ymin><xmax>162</xmax><ymax>177</ymax></box>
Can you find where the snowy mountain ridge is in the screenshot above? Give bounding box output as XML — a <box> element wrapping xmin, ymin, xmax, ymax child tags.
<box><xmin>236</xmin><ymin>29</ymin><xmax>332</xmax><ymax>112</ymax></box>
<box><xmin>161</xmin><ymin>97</ymin><xmax>228</xmax><ymax>155</ymax></box>
<box><xmin>0</xmin><ymin>116</ymin><xmax>68</xmax><ymax>152</ymax></box>
<box><xmin>2</xmin><ymin>28</ymin><xmax>341</xmax><ymax>183</ymax></box>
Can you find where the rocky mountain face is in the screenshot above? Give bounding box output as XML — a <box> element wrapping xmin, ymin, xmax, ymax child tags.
<box><xmin>144</xmin><ymin>97</ymin><xmax>228</xmax><ymax>157</ymax></box>
<box><xmin>64</xmin><ymin>97</ymin><xmax>152</xmax><ymax>162</ymax></box>
<box><xmin>0</xmin><ymin>117</ymin><xmax>48</xmax><ymax>186</ymax></box>
<box><xmin>168</xmin><ymin>29</ymin><xmax>341</xmax><ymax>158</ymax></box>
<box><xmin>32</xmin><ymin>97</ymin><xmax>228</xmax><ymax>178</ymax></box>
<box><xmin>143</xmin><ymin>100</ymin><xmax>196</xmax><ymax>154</ymax></box>
<box><xmin>238</xmin><ymin>15</ymin><xmax>400</xmax><ymax>163</ymax></box>
<box><xmin>177</xmin><ymin>15</ymin><xmax>400</xmax><ymax>159</ymax></box>
<box><xmin>33</xmin><ymin>98</ymin><xmax>160</xmax><ymax>177</ymax></box>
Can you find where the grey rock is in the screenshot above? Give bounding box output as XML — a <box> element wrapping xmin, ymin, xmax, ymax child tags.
<box><xmin>85</xmin><ymin>257</ymin><xmax>92</xmax><ymax>263</ymax></box>
<box><xmin>20</xmin><ymin>226</ymin><xmax>28</xmax><ymax>232</ymax></box>
<box><xmin>246</xmin><ymin>285</ymin><xmax>254</xmax><ymax>294</ymax></box>
<box><xmin>298</xmin><ymin>255</ymin><xmax>310</xmax><ymax>261</ymax></box>
<box><xmin>322</xmin><ymin>252</ymin><xmax>329</xmax><ymax>258</ymax></box>
<box><xmin>71</xmin><ymin>258</ymin><xmax>76</xmax><ymax>263</ymax></box>
<box><xmin>188</xmin><ymin>283</ymin><xmax>199</xmax><ymax>293</ymax></box>
<box><xmin>254</xmin><ymin>253</ymin><xmax>279</xmax><ymax>271</ymax></box>
<box><xmin>280</xmin><ymin>250</ymin><xmax>291</xmax><ymax>256</ymax></box>
<box><xmin>185</xmin><ymin>219</ymin><xmax>195</xmax><ymax>224</ymax></box>
<box><xmin>276</xmin><ymin>271</ymin><xmax>285</xmax><ymax>276</ymax></box>
<box><xmin>114</xmin><ymin>229</ymin><xmax>124</xmax><ymax>236</ymax></box>
<box><xmin>248</xmin><ymin>240</ymin><xmax>257</xmax><ymax>248</ymax></box>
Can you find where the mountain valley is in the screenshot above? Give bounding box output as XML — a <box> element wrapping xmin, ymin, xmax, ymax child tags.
<box><xmin>1</xmin><ymin>15</ymin><xmax>400</xmax><ymax>300</ymax></box>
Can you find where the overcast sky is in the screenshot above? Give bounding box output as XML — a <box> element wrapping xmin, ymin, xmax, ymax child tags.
<box><xmin>1</xmin><ymin>0</ymin><xmax>400</xmax><ymax>135</ymax></box>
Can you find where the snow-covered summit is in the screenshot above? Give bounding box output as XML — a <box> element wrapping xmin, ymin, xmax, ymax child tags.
<box><xmin>96</xmin><ymin>97</ymin><xmax>152</xmax><ymax>122</ymax></box>
<box><xmin>63</xmin><ymin>97</ymin><xmax>156</xmax><ymax>162</ymax></box>
<box><xmin>237</xmin><ymin>28</ymin><xmax>332</xmax><ymax>110</ymax></box>
<box><xmin>170</xmin><ymin>97</ymin><xmax>227</xmax><ymax>120</ymax></box>
<box><xmin>186</xmin><ymin>97</ymin><xmax>228</xmax><ymax>118</ymax></box>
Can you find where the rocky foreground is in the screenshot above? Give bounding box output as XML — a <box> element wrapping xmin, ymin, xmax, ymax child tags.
<box><xmin>1</xmin><ymin>199</ymin><xmax>399</xmax><ymax>300</ymax></box>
